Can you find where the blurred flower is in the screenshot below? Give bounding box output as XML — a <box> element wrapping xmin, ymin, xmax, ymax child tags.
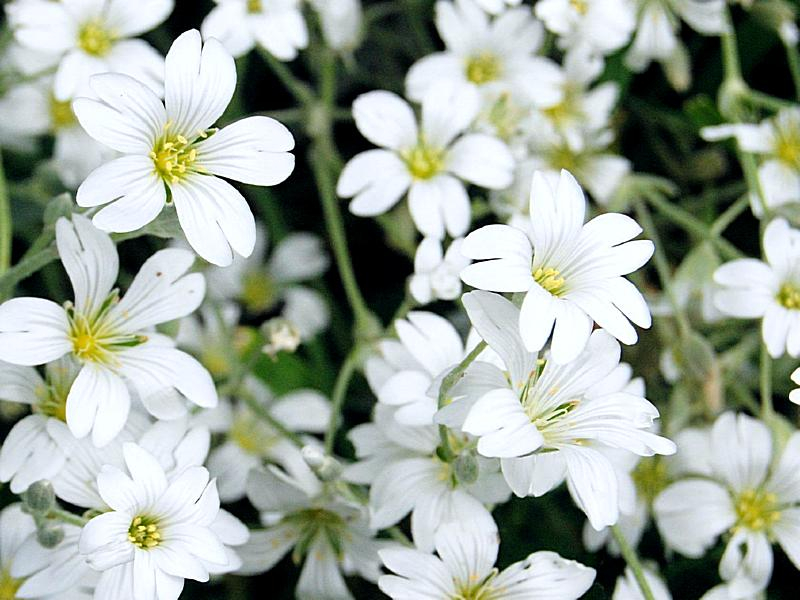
<box><xmin>409</xmin><ymin>237</ymin><xmax>471</xmax><ymax>304</ymax></box>
<box><xmin>535</xmin><ymin>0</ymin><xmax>636</xmax><ymax>56</ymax></box>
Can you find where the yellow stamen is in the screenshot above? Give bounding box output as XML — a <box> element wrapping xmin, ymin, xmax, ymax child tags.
<box><xmin>150</xmin><ymin>124</ymin><xmax>205</xmax><ymax>184</ymax></box>
<box><xmin>733</xmin><ymin>489</ymin><xmax>781</xmax><ymax>532</ymax></box>
<box><xmin>0</xmin><ymin>567</ymin><xmax>22</xmax><ymax>600</ymax></box>
<box><xmin>777</xmin><ymin>282</ymin><xmax>800</xmax><ymax>309</ymax></box>
<box><xmin>533</xmin><ymin>266</ymin><xmax>566</xmax><ymax>296</ymax></box>
<box><xmin>401</xmin><ymin>141</ymin><xmax>444</xmax><ymax>180</ymax></box>
<box><xmin>465</xmin><ymin>52</ymin><xmax>501</xmax><ymax>85</ymax></box>
<box><xmin>78</xmin><ymin>20</ymin><xmax>114</xmax><ymax>57</ymax></box>
<box><xmin>569</xmin><ymin>0</ymin><xmax>588</xmax><ymax>15</ymax></box>
<box><xmin>128</xmin><ymin>516</ymin><xmax>162</xmax><ymax>549</ymax></box>
<box><xmin>50</xmin><ymin>96</ymin><xmax>75</xmax><ymax>129</ymax></box>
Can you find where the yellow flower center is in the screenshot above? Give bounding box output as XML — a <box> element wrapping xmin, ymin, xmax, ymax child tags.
<box><xmin>777</xmin><ymin>281</ymin><xmax>800</xmax><ymax>309</ymax></box>
<box><xmin>50</xmin><ymin>96</ymin><xmax>75</xmax><ymax>130</ymax></box>
<box><xmin>774</xmin><ymin>119</ymin><xmax>800</xmax><ymax>170</ymax></box>
<box><xmin>241</xmin><ymin>271</ymin><xmax>277</xmax><ymax>313</ymax></box>
<box><xmin>570</xmin><ymin>0</ymin><xmax>589</xmax><ymax>14</ymax></box>
<box><xmin>452</xmin><ymin>570</ymin><xmax>500</xmax><ymax>600</ymax></box>
<box><xmin>128</xmin><ymin>516</ymin><xmax>162</xmax><ymax>549</ymax></box>
<box><xmin>0</xmin><ymin>568</ymin><xmax>22</xmax><ymax>600</ymax></box>
<box><xmin>247</xmin><ymin>0</ymin><xmax>263</xmax><ymax>12</ymax></box>
<box><xmin>533</xmin><ymin>267</ymin><xmax>566</xmax><ymax>296</ymax></box>
<box><xmin>465</xmin><ymin>52</ymin><xmax>501</xmax><ymax>85</ymax></box>
<box><xmin>229</xmin><ymin>413</ymin><xmax>278</xmax><ymax>455</ymax></box>
<box><xmin>734</xmin><ymin>489</ymin><xmax>781</xmax><ymax>532</ymax></box>
<box><xmin>151</xmin><ymin>129</ymin><xmax>201</xmax><ymax>184</ymax></box>
<box><xmin>401</xmin><ymin>142</ymin><xmax>445</xmax><ymax>180</ymax></box>
<box><xmin>546</xmin><ymin>145</ymin><xmax>582</xmax><ymax>175</ymax></box>
<box><xmin>34</xmin><ymin>385</ymin><xmax>68</xmax><ymax>422</ymax></box>
<box><xmin>77</xmin><ymin>20</ymin><xmax>114</xmax><ymax>57</ymax></box>
<box><xmin>631</xmin><ymin>457</ymin><xmax>669</xmax><ymax>504</ymax></box>
<box><xmin>66</xmin><ymin>295</ymin><xmax>147</xmax><ymax>366</ymax></box>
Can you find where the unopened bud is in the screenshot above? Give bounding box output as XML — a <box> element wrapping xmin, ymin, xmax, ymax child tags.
<box><xmin>23</xmin><ymin>480</ymin><xmax>55</xmax><ymax>515</ymax></box>
<box><xmin>37</xmin><ymin>525</ymin><xmax>64</xmax><ymax>548</ymax></box>
<box><xmin>302</xmin><ymin>445</ymin><xmax>342</xmax><ymax>481</ymax></box>
<box><xmin>261</xmin><ymin>318</ymin><xmax>301</xmax><ymax>360</ymax></box>
<box><xmin>453</xmin><ymin>452</ymin><xmax>479</xmax><ymax>485</ymax></box>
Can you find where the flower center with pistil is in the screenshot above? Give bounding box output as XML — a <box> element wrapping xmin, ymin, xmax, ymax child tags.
<box><xmin>631</xmin><ymin>457</ymin><xmax>670</xmax><ymax>504</ymax></box>
<box><xmin>533</xmin><ymin>267</ymin><xmax>566</xmax><ymax>296</ymax></box>
<box><xmin>465</xmin><ymin>52</ymin><xmax>501</xmax><ymax>85</ymax></box>
<box><xmin>451</xmin><ymin>569</ymin><xmax>501</xmax><ymax>600</ymax></box>
<box><xmin>151</xmin><ymin>128</ymin><xmax>201</xmax><ymax>184</ymax></box>
<box><xmin>229</xmin><ymin>413</ymin><xmax>278</xmax><ymax>455</ymax></box>
<box><xmin>247</xmin><ymin>0</ymin><xmax>263</xmax><ymax>12</ymax></box>
<box><xmin>65</xmin><ymin>294</ymin><xmax>147</xmax><ymax>365</ymax></box>
<box><xmin>774</xmin><ymin>118</ymin><xmax>800</xmax><ymax>170</ymax></box>
<box><xmin>777</xmin><ymin>281</ymin><xmax>800</xmax><ymax>309</ymax></box>
<box><xmin>78</xmin><ymin>20</ymin><xmax>114</xmax><ymax>56</ymax></box>
<box><xmin>128</xmin><ymin>516</ymin><xmax>162</xmax><ymax>549</ymax></box>
<box><xmin>733</xmin><ymin>489</ymin><xmax>781</xmax><ymax>532</ymax></box>
<box><xmin>50</xmin><ymin>96</ymin><xmax>76</xmax><ymax>130</ymax></box>
<box><xmin>401</xmin><ymin>141</ymin><xmax>445</xmax><ymax>180</ymax></box>
<box><xmin>0</xmin><ymin>568</ymin><xmax>22</xmax><ymax>600</ymax></box>
<box><xmin>569</xmin><ymin>0</ymin><xmax>589</xmax><ymax>14</ymax></box>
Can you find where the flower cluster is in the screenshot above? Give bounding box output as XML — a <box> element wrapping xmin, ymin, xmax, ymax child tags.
<box><xmin>1</xmin><ymin>0</ymin><xmax>800</xmax><ymax>599</ymax></box>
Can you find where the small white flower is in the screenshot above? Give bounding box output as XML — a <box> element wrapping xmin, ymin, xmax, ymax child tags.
<box><xmin>74</xmin><ymin>29</ymin><xmax>296</xmax><ymax>266</ymax></box>
<box><xmin>344</xmin><ymin>404</ymin><xmax>509</xmax><ymax>552</ymax></box>
<box><xmin>201</xmin><ymin>0</ymin><xmax>308</xmax><ymax>60</ymax></box>
<box><xmin>448</xmin><ymin>291</ymin><xmax>675</xmax><ymax>529</ymax></box>
<box><xmin>79</xmin><ymin>443</ymin><xmax>230</xmax><ymax>600</ymax></box>
<box><xmin>714</xmin><ymin>218</ymin><xmax>800</xmax><ymax>358</ymax></box>
<box><xmin>379</xmin><ymin>521</ymin><xmax>595</xmax><ymax>599</ymax></box>
<box><xmin>309</xmin><ymin>0</ymin><xmax>363</xmax><ymax>53</ymax></box>
<box><xmin>337</xmin><ymin>86</ymin><xmax>514</xmax><ymax>239</ymax></box>
<box><xmin>9</xmin><ymin>0</ymin><xmax>172</xmax><ymax>99</ymax></box>
<box><xmin>654</xmin><ymin>412</ymin><xmax>800</xmax><ymax>596</ymax></box>
<box><xmin>461</xmin><ymin>169</ymin><xmax>654</xmax><ymax>363</ymax></box>
<box><xmin>0</xmin><ymin>215</ymin><xmax>216</xmax><ymax>446</ymax></box>
<box><xmin>406</xmin><ymin>0</ymin><xmax>563</xmax><ymax>110</ymax></box>
<box><xmin>702</xmin><ymin>109</ymin><xmax>800</xmax><ymax>213</ymax></box>
<box><xmin>535</xmin><ymin>0</ymin><xmax>636</xmax><ymax>56</ymax></box>
<box><xmin>409</xmin><ymin>237</ymin><xmax>471</xmax><ymax>304</ymax></box>
<box><xmin>241</xmin><ymin>466</ymin><xmax>390</xmax><ymax>599</ymax></box>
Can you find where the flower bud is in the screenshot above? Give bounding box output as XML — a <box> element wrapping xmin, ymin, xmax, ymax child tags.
<box><xmin>261</xmin><ymin>318</ymin><xmax>301</xmax><ymax>360</ymax></box>
<box><xmin>454</xmin><ymin>452</ymin><xmax>479</xmax><ymax>485</ymax></box>
<box><xmin>23</xmin><ymin>480</ymin><xmax>55</xmax><ymax>515</ymax></box>
<box><xmin>37</xmin><ymin>524</ymin><xmax>64</xmax><ymax>548</ymax></box>
<box><xmin>302</xmin><ymin>445</ymin><xmax>342</xmax><ymax>481</ymax></box>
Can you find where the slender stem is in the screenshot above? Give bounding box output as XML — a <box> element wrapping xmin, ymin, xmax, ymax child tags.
<box><xmin>324</xmin><ymin>348</ymin><xmax>361</xmax><ymax>455</ymax></box>
<box><xmin>720</xmin><ymin>8</ymin><xmax>743</xmax><ymax>84</ymax></box>
<box><xmin>709</xmin><ymin>194</ymin><xmax>750</xmax><ymax>238</ymax></box>
<box><xmin>437</xmin><ymin>341</ymin><xmax>487</xmax><ymax>460</ymax></box>
<box><xmin>743</xmin><ymin>89</ymin><xmax>794</xmax><ymax>112</ymax></box>
<box><xmin>611</xmin><ymin>525</ymin><xmax>656</xmax><ymax>600</ymax></box>
<box><xmin>785</xmin><ymin>38</ymin><xmax>800</xmax><ymax>102</ymax></box>
<box><xmin>241</xmin><ymin>392</ymin><xmax>305</xmax><ymax>448</ymax></box>
<box><xmin>634</xmin><ymin>201</ymin><xmax>691</xmax><ymax>337</ymax></box>
<box><xmin>0</xmin><ymin>151</ymin><xmax>11</xmax><ymax>275</ymax></box>
<box><xmin>257</xmin><ymin>48</ymin><xmax>315</xmax><ymax>106</ymax></box>
<box><xmin>0</xmin><ymin>243</ymin><xmax>58</xmax><ymax>300</ymax></box>
<box><xmin>47</xmin><ymin>507</ymin><xmax>88</xmax><ymax>527</ymax></box>
<box><xmin>760</xmin><ymin>343</ymin><xmax>774</xmax><ymax>420</ymax></box>
<box><xmin>738</xmin><ymin>150</ymin><xmax>768</xmax><ymax>216</ymax></box>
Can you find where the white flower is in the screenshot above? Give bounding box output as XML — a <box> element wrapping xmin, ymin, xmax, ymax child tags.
<box><xmin>74</xmin><ymin>29</ymin><xmax>296</xmax><ymax>266</ymax></box>
<box><xmin>535</xmin><ymin>0</ymin><xmax>636</xmax><ymax>56</ymax></box>
<box><xmin>0</xmin><ymin>215</ymin><xmax>216</xmax><ymax>446</ymax></box>
<box><xmin>460</xmin><ymin>169</ymin><xmax>654</xmax><ymax>363</ymax></box>
<box><xmin>79</xmin><ymin>443</ymin><xmax>231</xmax><ymax>600</ymax></box>
<box><xmin>241</xmin><ymin>466</ymin><xmax>390</xmax><ymax>599</ymax></box>
<box><xmin>654</xmin><ymin>413</ymin><xmax>800</xmax><ymax>596</ymax></box>
<box><xmin>204</xmin><ymin>379</ymin><xmax>331</xmax><ymax>502</ymax></box>
<box><xmin>337</xmin><ymin>86</ymin><xmax>514</xmax><ymax>239</ymax></box>
<box><xmin>0</xmin><ymin>503</ymin><xmax>96</xmax><ymax>599</ymax></box>
<box><xmin>791</xmin><ymin>367</ymin><xmax>800</xmax><ymax>404</ymax></box>
<box><xmin>613</xmin><ymin>567</ymin><xmax>672</xmax><ymax>600</ymax></box>
<box><xmin>702</xmin><ymin>109</ymin><xmax>800</xmax><ymax>213</ymax></box>
<box><xmin>405</xmin><ymin>0</ymin><xmax>563</xmax><ymax>110</ymax></box>
<box><xmin>473</xmin><ymin>0</ymin><xmax>523</xmax><ymax>14</ymax></box>
<box><xmin>201</xmin><ymin>0</ymin><xmax>308</xmax><ymax>60</ymax></box>
<box><xmin>409</xmin><ymin>237</ymin><xmax>471</xmax><ymax>304</ymax></box>
<box><xmin>368</xmin><ymin>311</ymin><xmax>466</xmax><ymax>425</ymax></box>
<box><xmin>0</xmin><ymin>358</ymin><xmax>79</xmax><ymax>493</ymax></box>
<box><xmin>448</xmin><ymin>291</ymin><xmax>675</xmax><ymax>529</ymax></box>
<box><xmin>379</xmin><ymin>521</ymin><xmax>595</xmax><ymax>600</ymax></box>
<box><xmin>0</xmin><ymin>76</ymin><xmax>115</xmax><ymax>188</ymax></box>
<box><xmin>202</xmin><ymin>226</ymin><xmax>330</xmax><ymax>338</ymax></box>
<box><xmin>343</xmin><ymin>404</ymin><xmax>509</xmax><ymax>552</ymax></box>
<box><xmin>9</xmin><ymin>0</ymin><xmax>172</xmax><ymax>99</ymax></box>
<box><xmin>713</xmin><ymin>218</ymin><xmax>800</xmax><ymax>358</ymax></box>
<box><xmin>625</xmin><ymin>0</ymin><xmax>726</xmax><ymax>85</ymax></box>
<box><xmin>309</xmin><ymin>0</ymin><xmax>363</xmax><ymax>53</ymax></box>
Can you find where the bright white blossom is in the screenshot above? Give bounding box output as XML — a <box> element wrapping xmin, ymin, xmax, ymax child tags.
<box><xmin>74</xmin><ymin>29</ymin><xmax>295</xmax><ymax>266</ymax></box>
<box><xmin>337</xmin><ymin>86</ymin><xmax>514</xmax><ymax>239</ymax></box>
<box><xmin>535</xmin><ymin>0</ymin><xmax>636</xmax><ymax>55</ymax></box>
<box><xmin>379</xmin><ymin>521</ymin><xmax>596</xmax><ymax>599</ymax></box>
<box><xmin>409</xmin><ymin>237</ymin><xmax>471</xmax><ymax>304</ymax></box>
<box><xmin>654</xmin><ymin>413</ymin><xmax>800</xmax><ymax>596</ymax></box>
<box><xmin>461</xmin><ymin>169</ymin><xmax>654</xmax><ymax>363</ymax></box>
<box><xmin>714</xmin><ymin>218</ymin><xmax>800</xmax><ymax>358</ymax></box>
<box><xmin>9</xmin><ymin>0</ymin><xmax>172</xmax><ymax>99</ymax></box>
<box><xmin>79</xmin><ymin>443</ymin><xmax>232</xmax><ymax>600</ymax></box>
<box><xmin>0</xmin><ymin>215</ymin><xmax>216</xmax><ymax>446</ymax></box>
<box><xmin>201</xmin><ymin>0</ymin><xmax>308</xmax><ymax>60</ymax></box>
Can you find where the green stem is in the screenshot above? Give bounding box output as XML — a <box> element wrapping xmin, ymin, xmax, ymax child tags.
<box><xmin>437</xmin><ymin>341</ymin><xmax>487</xmax><ymax>460</ymax></box>
<box><xmin>785</xmin><ymin>38</ymin><xmax>800</xmax><ymax>102</ymax></box>
<box><xmin>0</xmin><ymin>243</ymin><xmax>58</xmax><ymax>301</ymax></box>
<box><xmin>241</xmin><ymin>392</ymin><xmax>305</xmax><ymax>448</ymax></box>
<box><xmin>634</xmin><ymin>201</ymin><xmax>692</xmax><ymax>337</ymax></box>
<box><xmin>47</xmin><ymin>508</ymin><xmax>88</xmax><ymax>527</ymax></box>
<box><xmin>0</xmin><ymin>151</ymin><xmax>11</xmax><ymax>275</ymax></box>
<box><xmin>738</xmin><ymin>150</ymin><xmax>768</xmax><ymax>217</ymax></box>
<box><xmin>709</xmin><ymin>194</ymin><xmax>750</xmax><ymax>238</ymax></box>
<box><xmin>720</xmin><ymin>8</ymin><xmax>743</xmax><ymax>84</ymax></box>
<box><xmin>743</xmin><ymin>89</ymin><xmax>794</xmax><ymax>112</ymax></box>
<box><xmin>257</xmin><ymin>48</ymin><xmax>315</xmax><ymax>106</ymax></box>
<box><xmin>611</xmin><ymin>525</ymin><xmax>656</xmax><ymax>600</ymax></box>
<box><xmin>324</xmin><ymin>348</ymin><xmax>361</xmax><ymax>455</ymax></box>
<box><xmin>760</xmin><ymin>343</ymin><xmax>773</xmax><ymax>420</ymax></box>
